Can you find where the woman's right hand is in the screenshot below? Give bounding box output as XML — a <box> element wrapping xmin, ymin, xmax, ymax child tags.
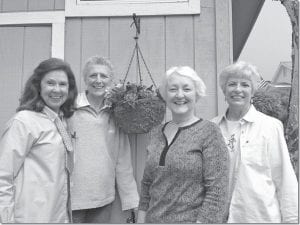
<box><xmin>137</xmin><ymin>210</ymin><xmax>146</xmax><ymax>223</ymax></box>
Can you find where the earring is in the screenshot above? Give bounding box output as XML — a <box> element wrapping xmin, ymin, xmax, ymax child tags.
<box><xmin>250</xmin><ymin>98</ymin><xmax>253</xmax><ymax>104</ymax></box>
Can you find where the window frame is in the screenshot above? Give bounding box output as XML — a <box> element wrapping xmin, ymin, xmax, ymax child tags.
<box><xmin>65</xmin><ymin>0</ymin><xmax>200</xmax><ymax>17</ymax></box>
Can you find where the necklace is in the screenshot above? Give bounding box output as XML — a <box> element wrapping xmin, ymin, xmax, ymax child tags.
<box><xmin>225</xmin><ymin>120</ymin><xmax>241</xmax><ymax>153</ymax></box>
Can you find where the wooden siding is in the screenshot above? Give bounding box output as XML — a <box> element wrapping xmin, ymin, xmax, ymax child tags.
<box><xmin>0</xmin><ymin>0</ymin><xmax>64</xmax><ymax>12</ymax></box>
<box><xmin>0</xmin><ymin>26</ymin><xmax>51</xmax><ymax>132</ymax></box>
<box><xmin>65</xmin><ymin>13</ymin><xmax>219</xmax><ymax>119</ymax></box>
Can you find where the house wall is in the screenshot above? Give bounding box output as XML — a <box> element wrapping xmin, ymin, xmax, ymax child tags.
<box><xmin>0</xmin><ymin>0</ymin><xmax>233</xmax><ymax>222</ymax></box>
<box><xmin>0</xmin><ymin>0</ymin><xmax>64</xmax><ymax>12</ymax></box>
<box><xmin>0</xmin><ymin>25</ymin><xmax>52</xmax><ymax>131</ymax></box>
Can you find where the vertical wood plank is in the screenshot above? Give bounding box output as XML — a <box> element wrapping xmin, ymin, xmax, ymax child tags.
<box><xmin>2</xmin><ymin>0</ymin><xmax>27</xmax><ymax>12</ymax></box>
<box><xmin>137</xmin><ymin>16</ymin><xmax>165</xmax><ymax>87</ymax></box>
<box><xmin>194</xmin><ymin>5</ymin><xmax>218</xmax><ymax>119</ymax></box>
<box><xmin>128</xmin><ymin>134</ymin><xmax>137</xmax><ymax>178</ymax></box>
<box><xmin>0</xmin><ymin>0</ymin><xmax>3</xmax><ymax>12</ymax></box>
<box><xmin>22</xmin><ymin>26</ymin><xmax>52</xmax><ymax>87</ymax></box>
<box><xmin>165</xmin><ymin>15</ymin><xmax>194</xmax><ymax>122</ymax></box>
<box><xmin>201</xmin><ymin>0</ymin><xmax>214</xmax><ymax>8</ymax></box>
<box><xmin>109</xmin><ymin>17</ymin><xmax>136</xmax><ymax>83</ymax></box>
<box><xmin>215</xmin><ymin>0</ymin><xmax>233</xmax><ymax>115</ymax></box>
<box><xmin>0</xmin><ymin>27</ymin><xmax>24</xmax><ymax>132</ymax></box>
<box><xmin>81</xmin><ymin>17</ymin><xmax>109</xmax><ymax>89</ymax></box>
<box><xmin>27</xmin><ymin>0</ymin><xmax>55</xmax><ymax>11</ymax></box>
<box><xmin>165</xmin><ymin>16</ymin><xmax>194</xmax><ymax>68</ymax></box>
<box><xmin>54</xmin><ymin>0</ymin><xmax>64</xmax><ymax>10</ymax></box>
<box><xmin>134</xmin><ymin>16</ymin><xmax>165</xmax><ymax>193</ymax></box>
<box><xmin>65</xmin><ymin>18</ymin><xmax>82</xmax><ymax>91</ymax></box>
<box><xmin>109</xmin><ymin>17</ymin><xmax>138</xmax><ymax>223</ymax></box>
<box><xmin>135</xmin><ymin>133</ymin><xmax>150</xmax><ymax>193</ymax></box>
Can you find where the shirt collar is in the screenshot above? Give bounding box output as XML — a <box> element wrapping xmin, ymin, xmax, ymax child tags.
<box><xmin>75</xmin><ymin>91</ymin><xmax>111</xmax><ymax>112</ymax></box>
<box><xmin>75</xmin><ymin>92</ymin><xmax>90</xmax><ymax>109</ymax></box>
<box><xmin>242</xmin><ymin>104</ymin><xmax>258</xmax><ymax>123</ymax></box>
<box><xmin>214</xmin><ymin>104</ymin><xmax>258</xmax><ymax>125</ymax></box>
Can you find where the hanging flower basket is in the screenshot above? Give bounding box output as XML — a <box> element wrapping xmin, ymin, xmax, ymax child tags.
<box><xmin>104</xmin><ymin>14</ymin><xmax>166</xmax><ymax>133</ymax></box>
<box><xmin>104</xmin><ymin>82</ymin><xmax>166</xmax><ymax>134</ymax></box>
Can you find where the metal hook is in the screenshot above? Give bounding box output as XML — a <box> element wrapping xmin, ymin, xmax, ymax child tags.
<box><xmin>130</xmin><ymin>13</ymin><xmax>140</xmax><ymax>35</ymax></box>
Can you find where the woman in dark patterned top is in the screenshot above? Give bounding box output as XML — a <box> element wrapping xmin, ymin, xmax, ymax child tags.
<box><xmin>137</xmin><ymin>66</ymin><xmax>229</xmax><ymax>223</ymax></box>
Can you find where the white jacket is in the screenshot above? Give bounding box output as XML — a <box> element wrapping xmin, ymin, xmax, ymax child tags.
<box><xmin>0</xmin><ymin>109</ymin><xmax>70</xmax><ymax>223</ymax></box>
<box><xmin>212</xmin><ymin>105</ymin><xmax>298</xmax><ymax>223</ymax></box>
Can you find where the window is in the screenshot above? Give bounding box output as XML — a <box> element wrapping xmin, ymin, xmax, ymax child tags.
<box><xmin>65</xmin><ymin>0</ymin><xmax>200</xmax><ymax>17</ymax></box>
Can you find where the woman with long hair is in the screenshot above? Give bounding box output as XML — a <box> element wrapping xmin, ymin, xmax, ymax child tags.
<box><xmin>0</xmin><ymin>58</ymin><xmax>78</xmax><ymax>223</ymax></box>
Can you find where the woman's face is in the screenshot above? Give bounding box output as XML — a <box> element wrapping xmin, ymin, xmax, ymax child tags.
<box><xmin>40</xmin><ymin>70</ymin><xmax>69</xmax><ymax>113</ymax></box>
<box><xmin>166</xmin><ymin>73</ymin><xmax>197</xmax><ymax>119</ymax></box>
<box><xmin>84</xmin><ymin>64</ymin><xmax>112</xmax><ymax>98</ymax></box>
<box><xmin>225</xmin><ymin>76</ymin><xmax>253</xmax><ymax>109</ymax></box>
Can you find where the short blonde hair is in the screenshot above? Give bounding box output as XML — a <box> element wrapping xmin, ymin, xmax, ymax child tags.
<box><xmin>159</xmin><ymin>66</ymin><xmax>206</xmax><ymax>101</ymax></box>
<box><xmin>219</xmin><ymin>61</ymin><xmax>261</xmax><ymax>94</ymax></box>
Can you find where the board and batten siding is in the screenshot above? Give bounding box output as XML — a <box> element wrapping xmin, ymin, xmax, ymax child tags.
<box><xmin>0</xmin><ymin>0</ymin><xmax>65</xmax><ymax>131</ymax></box>
<box><xmin>0</xmin><ymin>0</ymin><xmax>64</xmax><ymax>12</ymax></box>
<box><xmin>0</xmin><ymin>0</ymin><xmax>233</xmax><ymax>223</ymax></box>
<box><xmin>0</xmin><ymin>26</ymin><xmax>52</xmax><ymax>132</ymax></box>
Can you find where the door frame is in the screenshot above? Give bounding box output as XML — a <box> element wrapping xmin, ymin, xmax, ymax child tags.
<box><xmin>0</xmin><ymin>11</ymin><xmax>65</xmax><ymax>59</ymax></box>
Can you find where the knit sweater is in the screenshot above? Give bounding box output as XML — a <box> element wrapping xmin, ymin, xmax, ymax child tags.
<box><xmin>138</xmin><ymin>119</ymin><xmax>229</xmax><ymax>223</ymax></box>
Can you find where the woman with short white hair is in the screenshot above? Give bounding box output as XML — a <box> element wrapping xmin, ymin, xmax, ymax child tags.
<box><xmin>212</xmin><ymin>61</ymin><xmax>298</xmax><ymax>223</ymax></box>
<box><xmin>137</xmin><ymin>66</ymin><xmax>229</xmax><ymax>223</ymax></box>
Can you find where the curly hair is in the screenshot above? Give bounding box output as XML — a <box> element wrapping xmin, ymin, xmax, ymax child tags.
<box><xmin>17</xmin><ymin>58</ymin><xmax>78</xmax><ymax>118</ymax></box>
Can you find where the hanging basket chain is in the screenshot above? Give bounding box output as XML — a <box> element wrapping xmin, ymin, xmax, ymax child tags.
<box><xmin>109</xmin><ymin>13</ymin><xmax>166</xmax><ymax>134</ymax></box>
<box><xmin>135</xmin><ymin>40</ymin><xmax>143</xmax><ymax>85</ymax></box>
<box><xmin>122</xmin><ymin>13</ymin><xmax>157</xmax><ymax>88</ymax></box>
<box><xmin>137</xmin><ymin>44</ymin><xmax>157</xmax><ymax>88</ymax></box>
<box><xmin>123</xmin><ymin>43</ymin><xmax>136</xmax><ymax>84</ymax></box>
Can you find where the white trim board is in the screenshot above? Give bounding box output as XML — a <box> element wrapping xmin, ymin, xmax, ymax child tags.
<box><xmin>65</xmin><ymin>0</ymin><xmax>200</xmax><ymax>17</ymax></box>
<box><xmin>0</xmin><ymin>11</ymin><xmax>65</xmax><ymax>59</ymax></box>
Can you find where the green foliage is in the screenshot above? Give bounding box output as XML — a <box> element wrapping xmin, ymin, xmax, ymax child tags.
<box><xmin>253</xmin><ymin>88</ymin><xmax>289</xmax><ymax>126</ymax></box>
<box><xmin>104</xmin><ymin>82</ymin><xmax>162</xmax><ymax>109</ymax></box>
<box><xmin>104</xmin><ymin>82</ymin><xmax>166</xmax><ymax>133</ymax></box>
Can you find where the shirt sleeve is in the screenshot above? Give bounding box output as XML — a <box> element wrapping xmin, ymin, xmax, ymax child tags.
<box><xmin>115</xmin><ymin>128</ymin><xmax>140</xmax><ymax>211</ymax></box>
<box><xmin>138</xmin><ymin>128</ymin><xmax>158</xmax><ymax>212</ymax></box>
<box><xmin>196</xmin><ymin>123</ymin><xmax>229</xmax><ymax>223</ymax></box>
<box><xmin>268</xmin><ymin>120</ymin><xmax>298</xmax><ymax>223</ymax></box>
<box><xmin>0</xmin><ymin>118</ymin><xmax>34</xmax><ymax>223</ymax></box>
<box><xmin>138</xmin><ymin>149</ymin><xmax>152</xmax><ymax>212</ymax></box>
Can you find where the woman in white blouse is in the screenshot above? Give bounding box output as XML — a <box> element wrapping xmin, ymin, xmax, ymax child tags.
<box><xmin>212</xmin><ymin>61</ymin><xmax>298</xmax><ymax>223</ymax></box>
<box><xmin>0</xmin><ymin>58</ymin><xmax>78</xmax><ymax>223</ymax></box>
